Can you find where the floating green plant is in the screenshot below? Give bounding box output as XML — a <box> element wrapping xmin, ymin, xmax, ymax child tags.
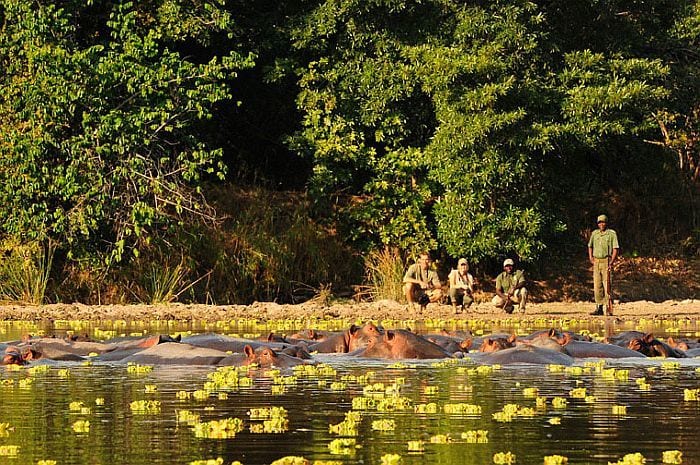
<box><xmin>371</xmin><ymin>419</ymin><xmax>396</xmax><ymax>431</ymax></box>
<box><xmin>548</xmin><ymin>417</ymin><xmax>561</xmax><ymax>425</ymax></box>
<box><xmin>329</xmin><ymin>411</ymin><xmax>360</xmax><ymax>436</ymax></box>
<box><xmin>27</xmin><ymin>365</ymin><xmax>49</xmax><ymax>375</ymax></box>
<box><xmin>380</xmin><ymin>453</ymin><xmax>401</xmax><ymax>465</ymax></box>
<box><xmin>551</xmin><ymin>397</ymin><xmax>568</xmax><ymax>409</ymax></box>
<box><xmin>177</xmin><ymin>410</ymin><xmax>201</xmax><ymax>425</ymax></box>
<box><xmin>192</xmin><ymin>418</ymin><xmax>245</xmax><ymax>439</ymax></box>
<box><xmin>662</xmin><ymin>450</ymin><xmax>683</xmax><ymax>464</ymax></box>
<box><xmin>127</xmin><ymin>363</ymin><xmax>153</xmax><ymax>374</ymax></box>
<box><xmin>661</xmin><ymin>362</ymin><xmax>681</xmax><ymax>370</ymax></box>
<box><xmin>269</xmin><ymin>456</ymin><xmax>309</xmax><ymax>465</ymax></box>
<box><xmin>58</xmin><ymin>369</ymin><xmax>70</xmax><ymax>378</ymax></box>
<box><xmin>612</xmin><ymin>405</ymin><xmax>627</xmax><ymax>415</ymax></box>
<box><xmin>72</xmin><ymin>420</ymin><xmax>90</xmax><ymax>433</ymax></box>
<box><xmin>683</xmin><ymin>389</ymin><xmax>699</xmax><ymax>401</ymax></box>
<box><xmin>144</xmin><ymin>384</ymin><xmax>157</xmax><ymax>393</ymax></box>
<box><xmin>493</xmin><ymin>451</ymin><xmax>516</xmax><ymax>464</ymax></box>
<box><xmin>543</xmin><ymin>454</ymin><xmax>568</xmax><ymax>464</ymax></box>
<box><xmin>0</xmin><ymin>445</ymin><xmax>19</xmax><ymax>457</ymax></box>
<box><xmin>248</xmin><ymin>406</ymin><xmax>288</xmax><ymax>420</ymax></box>
<box><xmin>130</xmin><ymin>400</ymin><xmax>161</xmax><ymax>414</ymax></box>
<box><xmin>328</xmin><ymin>438</ymin><xmax>358</xmax><ymax>455</ymax></box>
<box><xmin>188</xmin><ymin>458</ymin><xmax>224</xmax><ymax>465</ymax></box>
<box><xmin>461</xmin><ymin>430</ymin><xmax>489</xmax><ymax>443</ymax></box>
<box><xmin>37</xmin><ymin>460</ymin><xmax>57</xmax><ymax>465</ymax></box>
<box><xmin>423</xmin><ymin>385</ymin><xmax>439</xmax><ymax>395</ymax></box>
<box><xmin>407</xmin><ymin>440</ymin><xmax>425</xmax><ymax>452</ymax></box>
<box><xmin>523</xmin><ymin>387</ymin><xmax>539</xmax><ymax>398</ymax></box>
<box><xmin>444</xmin><ymin>403</ymin><xmax>482</xmax><ymax>415</ymax></box>
<box><xmin>429</xmin><ymin>434</ymin><xmax>452</xmax><ymax>444</ymax></box>
<box><xmin>608</xmin><ymin>452</ymin><xmax>646</xmax><ymax>465</ymax></box>
<box><xmin>414</xmin><ymin>403</ymin><xmax>438</xmax><ymax>414</ymax></box>
<box><xmin>569</xmin><ymin>387</ymin><xmax>587</xmax><ymax>399</ymax></box>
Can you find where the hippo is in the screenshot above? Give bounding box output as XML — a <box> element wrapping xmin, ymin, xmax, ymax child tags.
<box><xmin>308</xmin><ymin>323</ymin><xmax>383</xmax><ymax>353</ymax></box>
<box><xmin>181</xmin><ymin>333</ymin><xmax>312</xmax><ymax>359</ymax></box>
<box><xmin>555</xmin><ymin>333</ymin><xmax>646</xmax><ymax>358</ymax></box>
<box><xmin>2</xmin><ymin>346</ymin><xmax>28</xmax><ymax>365</ymax></box>
<box><xmin>628</xmin><ymin>335</ymin><xmax>686</xmax><ymax>358</ymax></box>
<box><xmin>474</xmin><ymin>345</ymin><xmax>574</xmax><ymax>366</ymax></box>
<box><xmin>479</xmin><ymin>334</ymin><xmax>518</xmax><ymax>352</ymax></box>
<box><xmin>288</xmin><ymin>329</ymin><xmax>336</xmax><ymax>342</ymax></box>
<box><xmin>218</xmin><ymin>345</ymin><xmax>311</xmax><ymax>369</ymax></box>
<box><xmin>356</xmin><ymin>329</ymin><xmax>451</xmax><ymax>359</ymax></box>
<box><xmin>119</xmin><ymin>342</ymin><xmax>229</xmax><ymax>365</ymax></box>
<box><xmin>422</xmin><ymin>334</ymin><xmax>473</xmax><ymax>354</ymax></box>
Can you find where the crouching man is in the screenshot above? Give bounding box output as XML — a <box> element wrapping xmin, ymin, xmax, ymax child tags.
<box><xmin>403</xmin><ymin>251</ymin><xmax>443</xmax><ymax>311</ymax></box>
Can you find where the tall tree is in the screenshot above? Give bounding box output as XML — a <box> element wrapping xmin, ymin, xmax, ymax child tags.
<box><xmin>0</xmin><ymin>0</ymin><xmax>253</xmax><ymax>263</ymax></box>
<box><xmin>290</xmin><ymin>0</ymin><xmax>669</xmax><ymax>260</ymax></box>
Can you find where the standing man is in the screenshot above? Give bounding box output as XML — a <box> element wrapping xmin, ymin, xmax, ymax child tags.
<box><xmin>492</xmin><ymin>258</ymin><xmax>528</xmax><ymax>314</ymax></box>
<box><xmin>403</xmin><ymin>252</ymin><xmax>443</xmax><ymax>311</ymax></box>
<box><xmin>588</xmin><ymin>214</ymin><xmax>619</xmax><ymax>316</ymax></box>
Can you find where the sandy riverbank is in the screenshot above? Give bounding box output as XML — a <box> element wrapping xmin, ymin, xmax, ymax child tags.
<box><xmin>1</xmin><ymin>299</ymin><xmax>699</xmax><ymax>323</ymax></box>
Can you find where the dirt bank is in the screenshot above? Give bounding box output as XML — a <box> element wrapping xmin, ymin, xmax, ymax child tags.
<box><xmin>1</xmin><ymin>299</ymin><xmax>699</xmax><ymax>323</ymax></box>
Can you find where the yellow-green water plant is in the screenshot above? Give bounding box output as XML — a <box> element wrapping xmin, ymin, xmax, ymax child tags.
<box><xmin>662</xmin><ymin>450</ymin><xmax>683</xmax><ymax>464</ymax></box>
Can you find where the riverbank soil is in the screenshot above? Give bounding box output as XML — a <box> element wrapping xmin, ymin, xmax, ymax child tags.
<box><xmin>0</xmin><ymin>256</ymin><xmax>697</xmax><ymax>322</ymax></box>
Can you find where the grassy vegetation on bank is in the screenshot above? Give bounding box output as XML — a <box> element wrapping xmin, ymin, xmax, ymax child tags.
<box><xmin>0</xmin><ymin>187</ymin><xmax>697</xmax><ymax>306</ymax></box>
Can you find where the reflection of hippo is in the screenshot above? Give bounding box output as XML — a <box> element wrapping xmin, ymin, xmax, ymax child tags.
<box><xmin>218</xmin><ymin>345</ymin><xmax>311</xmax><ymax>368</ymax></box>
<box><xmin>474</xmin><ymin>345</ymin><xmax>574</xmax><ymax>366</ymax></box>
<box><xmin>357</xmin><ymin>330</ymin><xmax>451</xmax><ymax>359</ymax></box>
<box><xmin>308</xmin><ymin>323</ymin><xmax>383</xmax><ymax>353</ymax></box>
<box><xmin>120</xmin><ymin>342</ymin><xmax>228</xmax><ymax>365</ymax></box>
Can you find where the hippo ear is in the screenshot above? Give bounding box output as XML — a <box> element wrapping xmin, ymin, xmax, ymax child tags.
<box><xmin>667</xmin><ymin>337</ymin><xmax>676</xmax><ymax>347</ymax></box>
<box><xmin>349</xmin><ymin>324</ymin><xmax>359</xmax><ymax>336</ymax></box>
<box><xmin>384</xmin><ymin>331</ymin><xmax>395</xmax><ymax>342</ymax></box>
<box><xmin>175</xmin><ymin>334</ymin><xmax>182</xmax><ymax>342</ymax></box>
<box><xmin>508</xmin><ymin>334</ymin><xmax>517</xmax><ymax>344</ymax></box>
<box><xmin>405</xmin><ymin>327</ymin><xmax>413</xmax><ymax>332</ymax></box>
<box><xmin>267</xmin><ymin>333</ymin><xmax>275</xmax><ymax>342</ymax></box>
<box><xmin>559</xmin><ymin>333</ymin><xmax>571</xmax><ymax>345</ymax></box>
<box><xmin>643</xmin><ymin>333</ymin><xmax>655</xmax><ymax>344</ymax></box>
<box><xmin>460</xmin><ymin>338</ymin><xmax>473</xmax><ymax>350</ymax></box>
<box><xmin>308</xmin><ymin>329</ymin><xmax>316</xmax><ymax>339</ymax></box>
<box><xmin>548</xmin><ymin>329</ymin><xmax>557</xmax><ymax>337</ymax></box>
<box><xmin>244</xmin><ymin>345</ymin><xmax>255</xmax><ymax>358</ymax></box>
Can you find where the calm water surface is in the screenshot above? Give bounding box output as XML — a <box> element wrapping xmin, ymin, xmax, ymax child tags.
<box><xmin>1</xmin><ymin>317</ymin><xmax>699</xmax><ymax>465</ymax></box>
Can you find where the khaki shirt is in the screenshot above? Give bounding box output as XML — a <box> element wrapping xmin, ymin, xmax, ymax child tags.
<box><xmin>495</xmin><ymin>270</ymin><xmax>525</xmax><ymax>294</ymax></box>
<box><xmin>588</xmin><ymin>229</ymin><xmax>620</xmax><ymax>259</ymax></box>
<box><xmin>404</xmin><ymin>264</ymin><xmax>441</xmax><ymax>288</ymax></box>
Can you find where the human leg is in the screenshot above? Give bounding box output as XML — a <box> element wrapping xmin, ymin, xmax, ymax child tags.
<box><xmin>514</xmin><ymin>288</ymin><xmax>528</xmax><ymax>312</ymax></box>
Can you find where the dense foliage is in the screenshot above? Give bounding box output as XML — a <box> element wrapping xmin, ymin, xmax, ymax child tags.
<box><xmin>0</xmin><ymin>0</ymin><xmax>698</xmax><ymax>303</ymax></box>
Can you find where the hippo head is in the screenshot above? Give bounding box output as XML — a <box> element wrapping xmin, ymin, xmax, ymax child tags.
<box><xmin>347</xmin><ymin>323</ymin><xmax>384</xmax><ymax>352</ymax></box>
<box><xmin>628</xmin><ymin>333</ymin><xmax>661</xmax><ymax>357</ymax></box>
<box><xmin>666</xmin><ymin>337</ymin><xmax>689</xmax><ymax>351</ymax></box>
<box><xmin>479</xmin><ymin>334</ymin><xmax>517</xmax><ymax>352</ymax></box>
<box><xmin>244</xmin><ymin>345</ymin><xmax>278</xmax><ymax>366</ymax></box>
<box><xmin>2</xmin><ymin>347</ymin><xmax>27</xmax><ymax>366</ymax></box>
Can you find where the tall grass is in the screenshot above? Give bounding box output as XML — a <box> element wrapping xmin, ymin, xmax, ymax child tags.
<box><xmin>363</xmin><ymin>247</ymin><xmax>406</xmax><ymax>302</ymax></box>
<box><xmin>143</xmin><ymin>259</ymin><xmax>190</xmax><ymax>304</ymax></box>
<box><xmin>0</xmin><ymin>240</ymin><xmax>54</xmax><ymax>304</ymax></box>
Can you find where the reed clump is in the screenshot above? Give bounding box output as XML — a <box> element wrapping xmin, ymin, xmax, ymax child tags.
<box><xmin>0</xmin><ymin>239</ymin><xmax>54</xmax><ymax>304</ymax></box>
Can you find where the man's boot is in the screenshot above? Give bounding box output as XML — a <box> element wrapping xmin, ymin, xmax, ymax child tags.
<box><xmin>590</xmin><ymin>305</ymin><xmax>604</xmax><ymax>316</ymax></box>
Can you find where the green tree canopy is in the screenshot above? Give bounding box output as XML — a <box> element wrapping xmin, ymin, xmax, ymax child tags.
<box><xmin>0</xmin><ymin>0</ymin><xmax>253</xmax><ymax>263</ymax></box>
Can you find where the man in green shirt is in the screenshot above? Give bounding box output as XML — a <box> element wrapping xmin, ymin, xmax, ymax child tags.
<box><xmin>491</xmin><ymin>258</ymin><xmax>528</xmax><ymax>314</ymax></box>
<box><xmin>588</xmin><ymin>214</ymin><xmax>619</xmax><ymax>316</ymax></box>
<box><xmin>403</xmin><ymin>252</ymin><xmax>443</xmax><ymax>311</ymax></box>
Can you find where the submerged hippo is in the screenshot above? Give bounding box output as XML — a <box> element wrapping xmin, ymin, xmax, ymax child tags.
<box><xmin>218</xmin><ymin>345</ymin><xmax>311</xmax><ymax>369</ymax></box>
<box><xmin>119</xmin><ymin>342</ymin><xmax>229</xmax><ymax>365</ymax></box>
<box><xmin>2</xmin><ymin>346</ymin><xmax>28</xmax><ymax>365</ymax></box>
<box><xmin>556</xmin><ymin>333</ymin><xmax>646</xmax><ymax>358</ymax></box>
<box><xmin>474</xmin><ymin>345</ymin><xmax>574</xmax><ymax>366</ymax></box>
<box><xmin>479</xmin><ymin>334</ymin><xmax>518</xmax><ymax>352</ymax></box>
<box><xmin>308</xmin><ymin>323</ymin><xmax>383</xmax><ymax>353</ymax></box>
<box><xmin>356</xmin><ymin>329</ymin><xmax>451</xmax><ymax>359</ymax></box>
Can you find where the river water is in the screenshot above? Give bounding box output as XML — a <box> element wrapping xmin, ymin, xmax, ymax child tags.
<box><xmin>1</xmin><ymin>318</ymin><xmax>699</xmax><ymax>465</ymax></box>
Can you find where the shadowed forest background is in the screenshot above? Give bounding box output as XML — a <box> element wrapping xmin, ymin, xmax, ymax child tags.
<box><xmin>0</xmin><ymin>0</ymin><xmax>698</xmax><ymax>305</ymax></box>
